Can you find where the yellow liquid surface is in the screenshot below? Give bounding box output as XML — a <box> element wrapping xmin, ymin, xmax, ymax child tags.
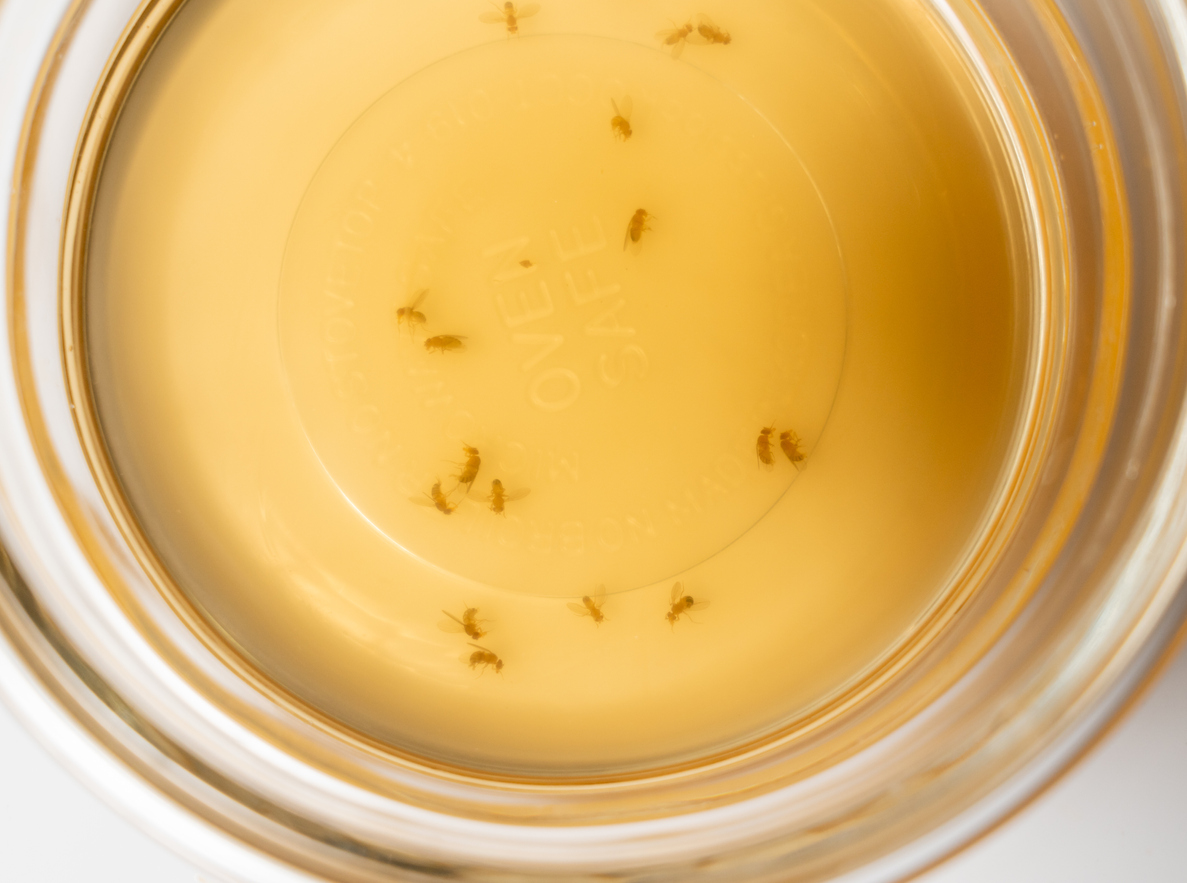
<box><xmin>88</xmin><ymin>0</ymin><xmax>1027</xmax><ymax>773</ymax></box>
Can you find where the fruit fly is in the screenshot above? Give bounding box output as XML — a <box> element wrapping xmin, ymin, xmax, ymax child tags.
<box><xmin>567</xmin><ymin>585</ymin><xmax>607</xmax><ymax>625</ymax></box>
<box><xmin>396</xmin><ymin>289</ymin><xmax>429</xmax><ymax>336</ymax></box>
<box><xmin>756</xmin><ymin>424</ymin><xmax>776</xmax><ymax>469</ymax></box>
<box><xmin>439</xmin><ymin>607</ymin><xmax>489</xmax><ymax>640</ymax></box>
<box><xmin>424</xmin><ymin>334</ymin><xmax>467</xmax><ymax>354</ymax></box>
<box><xmin>453</xmin><ymin>444</ymin><xmax>481</xmax><ymax>490</ymax></box>
<box><xmin>780</xmin><ymin>429</ymin><xmax>806</xmax><ymax>469</ymax></box>
<box><xmin>462</xmin><ymin>643</ymin><xmax>504</xmax><ymax>675</ymax></box>
<box><xmin>411</xmin><ymin>479</ymin><xmax>459</xmax><ymax>515</ymax></box>
<box><xmin>689</xmin><ymin>13</ymin><xmax>732</xmax><ymax>44</ymax></box>
<box><xmin>479</xmin><ymin>1</ymin><xmax>539</xmax><ymax>35</ymax></box>
<box><xmin>656</xmin><ymin>20</ymin><xmax>695</xmax><ymax>58</ymax></box>
<box><xmin>479</xmin><ymin>478</ymin><xmax>529</xmax><ymax>515</ymax></box>
<box><xmin>666</xmin><ymin>582</ymin><xmax>710</xmax><ymax>627</ymax></box>
<box><xmin>610</xmin><ymin>96</ymin><xmax>633</xmax><ymax>141</ymax></box>
<box><xmin>624</xmin><ymin>209</ymin><xmax>654</xmax><ymax>250</ymax></box>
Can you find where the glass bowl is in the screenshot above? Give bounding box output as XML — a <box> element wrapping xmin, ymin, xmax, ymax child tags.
<box><xmin>1</xmin><ymin>0</ymin><xmax>1186</xmax><ymax>880</ymax></box>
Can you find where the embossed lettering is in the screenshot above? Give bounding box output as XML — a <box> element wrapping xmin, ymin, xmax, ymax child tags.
<box><xmin>550</xmin><ymin>217</ymin><xmax>607</xmax><ymax>262</ymax></box>
<box><xmin>342</xmin><ymin>209</ymin><xmax>375</xmax><ymax>239</ymax></box>
<box><xmin>390</xmin><ymin>142</ymin><xmax>414</xmax><ymax>167</ymax></box>
<box><xmin>561</xmin><ymin>522</ymin><xmax>585</xmax><ymax>556</ymax></box>
<box><xmin>528</xmin><ymin>520</ymin><xmax>553</xmax><ymax>554</ymax></box>
<box><xmin>624</xmin><ymin>510</ymin><xmax>657</xmax><ymax>542</ymax></box>
<box><xmin>513</xmin><ymin>333</ymin><xmax>564</xmax><ymax>371</ymax></box>
<box><xmin>566</xmin><ymin>268</ymin><xmax>620</xmax><ymax>305</ymax></box>
<box><xmin>351</xmin><ymin>405</ymin><xmax>381</xmax><ymax>434</ymax></box>
<box><xmin>470</xmin><ymin>89</ymin><xmax>494</xmax><ymax>121</ymax></box>
<box><xmin>585</xmin><ymin>300</ymin><xmax>636</xmax><ymax>337</ymax></box>
<box><xmin>548</xmin><ymin>450</ymin><xmax>580</xmax><ymax>482</ymax></box>
<box><xmin>324</xmin><ymin>318</ymin><xmax>355</xmax><ymax>345</ymax></box>
<box><xmin>529</xmin><ymin>368</ymin><xmax>581</xmax><ymax>411</ymax></box>
<box><xmin>500</xmin><ymin>440</ymin><xmax>529</xmax><ymax>473</ymax></box>
<box><xmin>598</xmin><ymin>517</ymin><xmax>625</xmax><ymax>552</ymax></box>
<box><xmin>484</xmin><ymin>236</ymin><xmax>534</xmax><ymax>283</ymax></box>
<box><xmin>498</xmin><ymin>281</ymin><xmax>555</xmax><ymax>327</ymax></box>
<box><xmin>666</xmin><ymin>488</ymin><xmax>703</xmax><ymax>526</ymax></box>
<box><xmin>599</xmin><ymin>345</ymin><xmax>649</xmax><ymax>387</ymax></box>
<box><xmin>323</xmin><ymin>289</ymin><xmax>355</xmax><ymax>315</ymax></box>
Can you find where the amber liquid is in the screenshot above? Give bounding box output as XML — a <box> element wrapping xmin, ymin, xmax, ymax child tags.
<box><xmin>87</xmin><ymin>0</ymin><xmax>1027</xmax><ymax>773</ymax></box>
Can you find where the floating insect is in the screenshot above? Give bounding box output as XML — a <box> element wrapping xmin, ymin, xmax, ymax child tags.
<box><xmin>568</xmin><ymin>585</ymin><xmax>607</xmax><ymax>625</ymax></box>
<box><xmin>439</xmin><ymin>607</ymin><xmax>489</xmax><ymax>640</ymax></box>
<box><xmin>462</xmin><ymin>643</ymin><xmax>505</xmax><ymax>675</ymax></box>
<box><xmin>656</xmin><ymin>20</ymin><xmax>695</xmax><ymax>58</ymax></box>
<box><xmin>479</xmin><ymin>478</ymin><xmax>530</xmax><ymax>515</ymax></box>
<box><xmin>624</xmin><ymin>208</ymin><xmax>654</xmax><ymax>250</ymax></box>
<box><xmin>689</xmin><ymin>13</ymin><xmax>732</xmax><ymax>45</ymax></box>
<box><xmin>411</xmin><ymin>478</ymin><xmax>458</xmax><ymax>515</ymax></box>
<box><xmin>479</xmin><ymin>1</ymin><xmax>539</xmax><ymax>35</ymax></box>
<box><xmin>396</xmin><ymin>289</ymin><xmax>429</xmax><ymax>335</ymax></box>
<box><xmin>780</xmin><ymin>429</ymin><xmax>806</xmax><ymax>469</ymax></box>
<box><xmin>453</xmin><ymin>444</ymin><xmax>482</xmax><ymax>490</ymax></box>
<box><xmin>610</xmin><ymin>96</ymin><xmax>633</xmax><ymax>141</ymax></box>
<box><xmin>756</xmin><ymin>424</ymin><xmax>776</xmax><ymax>469</ymax></box>
<box><xmin>666</xmin><ymin>581</ymin><xmax>710</xmax><ymax>627</ymax></box>
<box><xmin>519</xmin><ymin>259</ymin><xmax>535</xmax><ymax>268</ymax></box>
<box><xmin>425</xmin><ymin>334</ymin><xmax>467</xmax><ymax>354</ymax></box>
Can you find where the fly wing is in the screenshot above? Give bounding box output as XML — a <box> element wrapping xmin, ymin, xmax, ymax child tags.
<box><xmin>592</xmin><ymin>583</ymin><xmax>607</xmax><ymax>605</ymax></box>
<box><xmin>518</xmin><ymin>3</ymin><xmax>540</xmax><ymax>18</ymax></box>
<box><xmin>687</xmin><ymin>599</ymin><xmax>711</xmax><ymax>612</ymax></box>
<box><xmin>479</xmin><ymin>11</ymin><xmax>506</xmax><ymax>22</ymax></box>
<box><xmin>669</xmin><ymin>582</ymin><xmax>684</xmax><ymax>604</ymax></box>
<box><xmin>567</xmin><ymin>602</ymin><xmax>588</xmax><ymax>616</ymax></box>
<box><xmin>439</xmin><ymin>611</ymin><xmax>464</xmax><ymax>633</ymax></box>
<box><xmin>407</xmin><ymin>288</ymin><xmax>429</xmax><ymax>310</ymax></box>
<box><xmin>410</xmin><ymin>495</ymin><xmax>436</xmax><ymax>507</ymax></box>
<box><xmin>503</xmin><ymin>488</ymin><xmax>531</xmax><ymax>502</ymax></box>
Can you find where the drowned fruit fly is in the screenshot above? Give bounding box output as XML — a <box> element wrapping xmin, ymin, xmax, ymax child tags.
<box><xmin>479</xmin><ymin>478</ymin><xmax>529</xmax><ymax>515</ymax></box>
<box><xmin>453</xmin><ymin>444</ymin><xmax>481</xmax><ymax>490</ymax></box>
<box><xmin>624</xmin><ymin>208</ymin><xmax>654</xmax><ymax>250</ymax></box>
<box><xmin>439</xmin><ymin>607</ymin><xmax>489</xmax><ymax>640</ymax></box>
<box><xmin>656</xmin><ymin>20</ymin><xmax>695</xmax><ymax>58</ymax></box>
<box><xmin>610</xmin><ymin>96</ymin><xmax>633</xmax><ymax>141</ymax></box>
<box><xmin>689</xmin><ymin>13</ymin><xmax>732</xmax><ymax>45</ymax></box>
<box><xmin>666</xmin><ymin>581</ymin><xmax>710</xmax><ymax>627</ymax></box>
<box><xmin>756</xmin><ymin>425</ymin><xmax>776</xmax><ymax>469</ymax></box>
<box><xmin>479</xmin><ymin>1</ymin><xmax>539</xmax><ymax>36</ymax></box>
<box><xmin>462</xmin><ymin>643</ymin><xmax>505</xmax><ymax>674</ymax></box>
<box><xmin>780</xmin><ymin>430</ymin><xmax>806</xmax><ymax>469</ymax></box>
<box><xmin>396</xmin><ymin>289</ymin><xmax>428</xmax><ymax>335</ymax></box>
<box><xmin>411</xmin><ymin>479</ymin><xmax>458</xmax><ymax>515</ymax></box>
<box><xmin>424</xmin><ymin>334</ymin><xmax>467</xmax><ymax>354</ymax></box>
<box><xmin>568</xmin><ymin>585</ymin><xmax>607</xmax><ymax>625</ymax></box>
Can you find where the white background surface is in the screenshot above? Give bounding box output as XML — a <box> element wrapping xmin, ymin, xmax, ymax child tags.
<box><xmin>0</xmin><ymin>644</ymin><xmax>1184</xmax><ymax>882</ymax></box>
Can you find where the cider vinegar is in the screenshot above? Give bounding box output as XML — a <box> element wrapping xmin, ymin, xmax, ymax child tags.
<box><xmin>85</xmin><ymin>0</ymin><xmax>1030</xmax><ymax>774</ymax></box>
